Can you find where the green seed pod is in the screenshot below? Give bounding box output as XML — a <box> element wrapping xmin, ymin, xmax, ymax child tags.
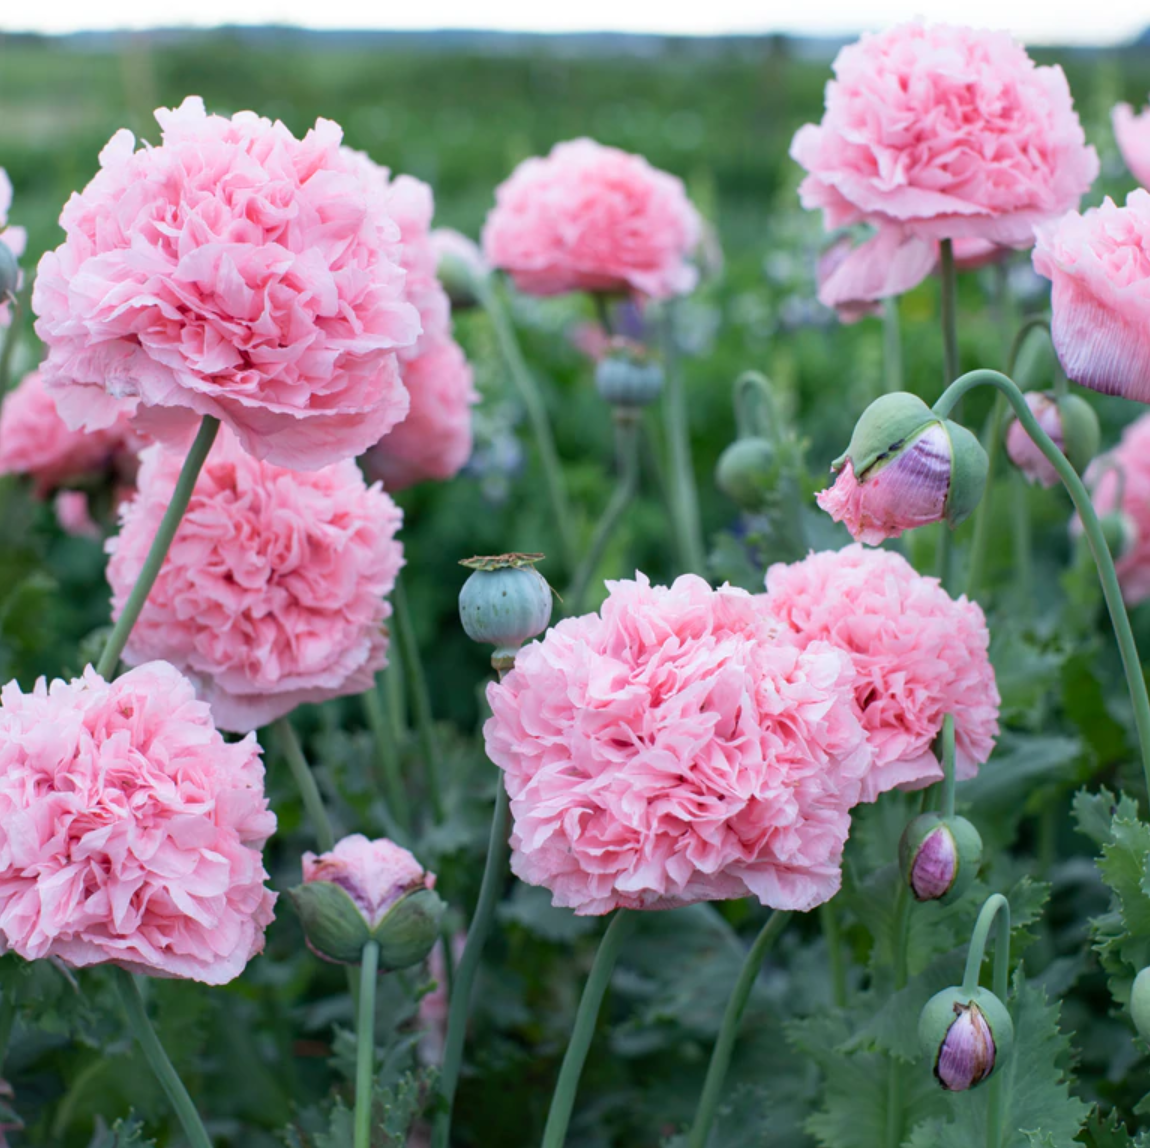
<box><xmin>942</xmin><ymin>419</ymin><xmax>990</xmax><ymax>530</ymax></box>
<box><xmin>1057</xmin><ymin>394</ymin><xmax>1101</xmax><ymax>476</ymax></box>
<box><xmin>715</xmin><ymin>437</ymin><xmax>779</xmax><ymax>510</ymax></box>
<box><xmin>595</xmin><ymin>340</ymin><xmax>665</xmax><ymax>409</ymax></box>
<box><xmin>374</xmin><ymin>887</ymin><xmax>448</xmax><ymax>972</ymax></box>
<box><xmin>919</xmin><ymin>985</ymin><xmax>1013</xmax><ymax>1091</ymax></box>
<box><xmin>1131</xmin><ymin>967</ymin><xmax>1150</xmax><ymax>1042</ymax></box>
<box><xmin>459</xmin><ymin>553</ymin><xmax>553</xmax><ymax>665</ymax></box>
<box><xmin>898</xmin><ymin>813</ymin><xmax>983</xmax><ymax>904</ymax></box>
<box><xmin>832</xmin><ymin>392</ymin><xmax>940</xmax><ymax>477</ymax></box>
<box><xmin>1100</xmin><ymin>511</ymin><xmax>1137</xmax><ymax>561</ymax></box>
<box><xmin>0</xmin><ymin>242</ymin><xmax>18</xmax><ymax>300</ymax></box>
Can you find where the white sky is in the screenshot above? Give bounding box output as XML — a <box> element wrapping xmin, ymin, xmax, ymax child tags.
<box><xmin>2</xmin><ymin>0</ymin><xmax>1148</xmax><ymax>44</ymax></box>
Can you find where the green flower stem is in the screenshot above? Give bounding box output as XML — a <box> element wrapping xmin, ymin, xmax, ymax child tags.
<box><xmin>660</xmin><ymin>302</ymin><xmax>706</xmax><ymax>577</ymax></box>
<box><xmin>934</xmin><ymin>369</ymin><xmax>1150</xmax><ymax>795</ymax></box>
<box><xmin>393</xmin><ymin>576</ymin><xmax>444</xmax><ymax>824</ymax></box>
<box><xmin>541</xmin><ymin>910</ymin><xmax>636</xmax><ymax>1148</ymax></box>
<box><xmin>354</xmin><ymin>940</ymin><xmax>380</xmax><ymax>1148</ymax></box>
<box><xmin>965</xmin><ymin>316</ymin><xmax>1052</xmax><ymax>599</ymax></box>
<box><xmin>593</xmin><ymin>293</ymin><xmax>615</xmax><ymax>338</ymax></box>
<box><xmin>1011</xmin><ymin>474</ymin><xmax>1035</xmax><ymax>614</ymax></box>
<box><xmin>935</xmin><ymin>241</ymin><xmax>960</xmax><ymax>586</ymax></box>
<box><xmin>565</xmin><ymin>414</ymin><xmax>641</xmax><ymax>613</ymax></box>
<box><xmin>475</xmin><ymin>275</ymin><xmax>575</xmax><ymax>570</ymax></box>
<box><xmin>431</xmin><ymin>780</ymin><xmax>510</xmax><ymax>1148</ymax></box>
<box><xmin>732</xmin><ymin>371</ymin><xmax>781</xmax><ymax>443</ymax></box>
<box><xmin>95</xmin><ymin>416</ymin><xmax>219</xmax><ymax>679</ymax></box>
<box><xmin>884</xmin><ymin>877</ymin><xmax>913</xmax><ymax>1148</ymax></box>
<box><xmin>882</xmin><ymin>297</ymin><xmax>903</xmax><ymax>395</ymax></box>
<box><xmin>687</xmin><ymin>910</ymin><xmax>791</xmax><ymax>1148</ymax></box>
<box><xmin>0</xmin><ymin>294</ymin><xmax>22</xmax><ymax>419</ymax></box>
<box><xmin>361</xmin><ymin>675</ymin><xmax>412</xmax><ymax>840</ymax></box>
<box><xmin>113</xmin><ymin>968</ymin><xmax>213</xmax><ymax>1148</ymax></box>
<box><xmin>272</xmin><ymin>717</ymin><xmax>335</xmax><ymax>854</ymax></box>
<box><xmin>941</xmin><ymin>714</ymin><xmax>956</xmax><ymax>820</ymax></box>
<box><xmin>821</xmin><ymin>901</ymin><xmax>847</xmax><ymax>1010</ymax></box>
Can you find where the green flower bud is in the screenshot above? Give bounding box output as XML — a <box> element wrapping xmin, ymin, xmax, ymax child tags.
<box><xmin>459</xmin><ymin>553</ymin><xmax>553</xmax><ymax>668</ymax></box>
<box><xmin>919</xmin><ymin>986</ymin><xmax>1013</xmax><ymax>1091</ymax></box>
<box><xmin>1100</xmin><ymin>511</ymin><xmax>1137</xmax><ymax>561</ymax></box>
<box><xmin>1006</xmin><ymin>391</ymin><xmax>1099</xmax><ymax>487</ymax></box>
<box><xmin>943</xmin><ymin>419</ymin><xmax>990</xmax><ymax>530</ymax></box>
<box><xmin>595</xmin><ymin>339</ymin><xmax>665</xmax><ymax>410</ymax></box>
<box><xmin>715</xmin><ymin>437</ymin><xmax>778</xmax><ymax>510</ymax></box>
<box><xmin>898</xmin><ymin>813</ymin><xmax>983</xmax><ymax>904</ymax></box>
<box><xmin>1131</xmin><ymin>967</ymin><xmax>1150</xmax><ymax>1042</ymax></box>
<box><xmin>833</xmin><ymin>392</ymin><xmax>939</xmax><ymax>478</ymax></box>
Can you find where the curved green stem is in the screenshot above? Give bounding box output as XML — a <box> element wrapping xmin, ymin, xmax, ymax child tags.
<box><xmin>431</xmin><ymin>780</ymin><xmax>510</xmax><ymax>1148</ymax></box>
<box><xmin>566</xmin><ymin>415</ymin><xmax>641</xmax><ymax>612</ymax></box>
<box><xmin>272</xmin><ymin>717</ymin><xmax>335</xmax><ymax>854</ymax></box>
<box><xmin>96</xmin><ymin>416</ymin><xmax>219</xmax><ymax>679</ymax></box>
<box><xmin>687</xmin><ymin>910</ymin><xmax>791</xmax><ymax>1148</ymax></box>
<box><xmin>661</xmin><ymin>302</ymin><xmax>706</xmax><ymax>577</ymax></box>
<box><xmin>882</xmin><ymin>297</ymin><xmax>903</xmax><ymax>395</ymax></box>
<box><xmin>354</xmin><ymin>941</ymin><xmax>380</xmax><ymax>1148</ymax></box>
<box><xmin>394</xmin><ymin>577</ymin><xmax>443</xmax><ymax>824</ymax></box>
<box><xmin>475</xmin><ymin>275</ymin><xmax>575</xmax><ymax>570</ymax></box>
<box><xmin>113</xmin><ymin>968</ymin><xmax>213</xmax><ymax>1148</ymax></box>
<box><xmin>935</xmin><ymin>369</ymin><xmax>1150</xmax><ymax>795</ymax></box>
<box><xmin>733</xmin><ymin>371</ymin><xmax>781</xmax><ymax>444</ymax></box>
<box><xmin>541</xmin><ymin>911</ymin><xmax>636</xmax><ymax>1148</ymax></box>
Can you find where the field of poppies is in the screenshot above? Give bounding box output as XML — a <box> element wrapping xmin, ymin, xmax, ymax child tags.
<box><xmin>5</xmin><ymin>21</ymin><xmax>1150</xmax><ymax>1148</ymax></box>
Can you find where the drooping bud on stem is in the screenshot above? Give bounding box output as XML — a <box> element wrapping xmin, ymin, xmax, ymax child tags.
<box><xmin>1006</xmin><ymin>390</ymin><xmax>1099</xmax><ymax>487</ymax></box>
<box><xmin>459</xmin><ymin>553</ymin><xmax>553</xmax><ymax>674</ymax></box>
<box><xmin>899</xmin><ymin>813</ymin><xmax>982</xmax><ymax>904</ymax></box>
<box><xmin>919</xmin><ymin>988</ymin><xmax>1012</xmax><ymax>1091</ymax></box>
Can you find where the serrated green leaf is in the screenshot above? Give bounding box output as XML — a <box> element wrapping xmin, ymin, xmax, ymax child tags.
<box><xmin>1073</xmin><ymin>788</ymin><xmax>1141</xmax><ymax>849</ymax></box>
<box><xmin>1076</xmin><ymin>1107</ymin><xmax>1150</xmax><ymax>1148</ymax></box>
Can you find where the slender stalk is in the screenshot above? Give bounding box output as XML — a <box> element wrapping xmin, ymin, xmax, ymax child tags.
<box><xmin>565</xmin><ymin>415</ymin><xmax>641</xmax><ymax>612</ymax></box>
<box><xmin>593</xmin><ymin>293</ymin><xmax>615</xmax><ymax>338</ymax></box>
<box><xmin>431</xmin><ymin>781</ymin><xmax>510</xmax><ymax>1148</ymax></box>
<box><xmin>733</xmin><ymin>371</ymin><xmax>781</xmax><ymax>443</ymax></box>
<box><xmin>882</xmin><ymin>297</ymin><xmax>903</xmax><ymax>395</ymax></box>
<box><xmin>1011</xmin><ymin>474</ymin><xmax>1034</xmax><ymax>614</ymax></box>
<box><xmin>541</xmin><ymin>911</ymin><xmax>636</xmax><ymax>1148</ymax></box>
<box><xmin>687</xmin><ymin>911</ymin><xmax>791</xmax><ymax>1148</ymax></box>
<box><xmin>393</xmin><ymin>577</ymin><xmax>443</xmax><ymax>824</ymax></box>
<box><xmin>884</xmin><ymin>879</ymin><xmax>912</xmax><ymax>1148</ymax></box>
<box><xmin>0</xmin><ymin>295</ymin><xmax>22</xmax><ymax>419</ymax></box>
<box><xmin>938</xmin><ymin>240</ymin><xmax>959</xmax><ymax>390</ymax></box>
<box><xmin>96</xmin><ymin>416</ymin><xmax>219</xmax><ymax>679</ymax></box>
<box><xmin>940</xmin><ymin>714</ymin><xmax>956</xmax><ymax>820</ymax></box>
<box><xmin>354</xmin><ymin>941</ymin><xmax>380</xmax><ymax>1148</ymax></box>
<box><xmin>935</xmin><ymin>369</ymin><xmax>1150</xmax><ymax>795</ymax></box>
<box><xmin>660</xmin><ymin>302</ymin><xmax>706</xmax><ymax>576</ymax></box>
<box><xmin>113</xmin><ymin>968</ymin><xmax>213</xmax><ymax>1148</ymax></box>
<box><xmin>821</xmin><ymin>901</ymin><xmax>847</xmax><ymax>1010</ymax></box>
<box><xmin>272</xmin><ymin>717</ymin><xmax>335</xmax><ymax>854</ymax></box>
<box><xmin>362</xmin><ymin>676</ymin><xmax>412</xmax><ymax>838</ymax></box>
<box><xmin>475</xmin><ymin>275</ymin><xmax>575</xmax><ymax>569</ymax></box>
<box><xmin>384</xmin><ymin>659</ymin><xmax>406</xmax><ymax>739</ymax></box>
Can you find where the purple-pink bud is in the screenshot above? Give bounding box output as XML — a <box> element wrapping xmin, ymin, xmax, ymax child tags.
<box><xmin>936</xmin><ymin>1002</ymin><xmax>997</xmax><ymax>1091</ymax></box>
<box><xmin>909</xmin><ymin>826</ymin><xmax>958</xmax><ymax>901</ymax></box>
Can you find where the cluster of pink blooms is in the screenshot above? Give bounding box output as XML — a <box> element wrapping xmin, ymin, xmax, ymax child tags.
<box><xmin>0</xmin><ymin>662</ymin><xmax>276</xmax><ymax>984</ymax></box>
<box><xmin>792</xmin><ymin>21</ymin><xmax>1097</xmax><ymax>315</ymax></box>
<box><xmin>485</xmin><ymin>557</ymin><xmax>998</xmax><ymax>916</ymax></box>
<box><xmin>106</xmin><ymin>429</ymin><xmax>404</xmax><ymax>733</ymax></box>
<box><xmin>483</xmin><ymin>138</ymin><xmax>702</xmax><ymax>300</ymax></box>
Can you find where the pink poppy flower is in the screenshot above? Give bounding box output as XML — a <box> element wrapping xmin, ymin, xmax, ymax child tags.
<box><xmin>0</xmin><ymin>661</ymin><xmax>276</xmax><ymax>984</ymax></box>
<box><xmin>792</xmin><ymin>22</ymin><xmax>1098</xmax><ymax>302</ymax></box>
<box><xmin>106</xmin><ymin>429</ymin><xmax>404</xmax><ymax>733</ymax></box>
<box><xmin>484</xmin><ymin>573</ymin><xmax>872</xmax><ymax>916</ymax></box>
<box><xmin>33</xmin><ymin>97</ymin><xmax>421</xmax><ymax>471</ymax></box>
<box><xmin>763</xmin><ymin>546</ymin><xmax>1000</xmax><ymax>801</ymax></box>
<box><xmin>53</xmin><ymin>491</ymin><xmax>101</xmax><ymax>540</ymax></box>
<box><xmin>0</xmin><ymin>370</ymin><xmax>139</xmax><ymax>498</ymax></box>
<box><xmin>482</xmin><ymin>139</ymin><xmax>702</xmax><ymax>299</ymax></box>
<box><xmin>1033</xmin><ymin>191</ymin><xmax>1150</xmax><ymax>404</ymax></box>
<box><xmin>1114</xmin><ymin>101</ymin><xmax>1150</xmax><ymax>188</ymax></box>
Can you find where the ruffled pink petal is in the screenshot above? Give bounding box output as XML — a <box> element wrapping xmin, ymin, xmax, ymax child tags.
<box><xmin>1114</xmin><ymin>103</ymin><xmax>1150</xmax><ymax>189</ymax></box>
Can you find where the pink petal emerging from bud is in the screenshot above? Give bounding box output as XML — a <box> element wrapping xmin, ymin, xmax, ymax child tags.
<box><xmin>302</xmin><ymin>834</ymin><xmax>433</xmax><ymax>930</ymax></box>
<box><xmin>816</xmin><ymin>424</ymin><xmax>950</xmax><ymax>544</ymax></box>
<box><xmin>1006</xmin><ymin>392</ymin><xmax>1062</xmax><ymax>487</ymax></box>
<box><xmin>910</xmin><ymin>827</ymin><xmax>957</xmax><ymax>900</ymax></box>
<box><xmin>1113</xmin><ymin>103</ymin><xmax>1150</xmax><ymax>189</ymax></box>
<box><xmin>936</xmin><ymin>1003</ymin><xmax>997</xmax><ymax>1091</ymax></box>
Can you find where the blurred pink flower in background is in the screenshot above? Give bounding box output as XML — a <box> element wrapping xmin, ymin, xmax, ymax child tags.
<box><xmin>763</xmin><ymin>545</ymin><xmax>999</xmax><ymax>801</ymax></box>
<box><xmin>792</xmin><ymin>22</ymin><xmax>1098</xmax><ymax>303</ymax></box>
<box><xmin>0</xmin><ymin>169</ymin><xmax>26</xmax><ymax>328</ymax></box>
<box><xmin>418</xmin><ymin>930</ymin><xmax>466</xmax><ymax>1066</ymax></box>
<box><xmin>53</xmin><ymin>491</ymin><xmax>101</xmax><ymax>540</ymax></box>
<box><xmin>1005</xmin><ymin>392</ymin><xmax>1063</xmax><ymax>487</ymax></box>
<box><xmin>484</xmin><ymin>573</ymin><xmax>872</xmax><ymax>916</ymax></box>
<box><xmin>483</xmin><ymin>138</ymin><xmax>702</xmax><ymax>299</ymax></box>
<box><xmin>1033</xmin><ymin>190</ymin><xmax>1150</xmax><ymax>404</ymax></box>
<box><xmin>106</xmin><ymin>429</ymin><xmax>404</xmax><ymax>732</ymax></box>
<box><xmin>0</xmin><ymin>370</ymin><xmax>139</xmax><ymax>498</ymax></box>
<box><xmin>0</xmin><ymin>661</ymin><xmax>276</xmax><ymax>984</ymax></box>
<box><xmin>1114</xmin><ymin>100</ymin><xmax>1150</xmax><ymax>188</ymax></box>
<box><xmin>33</xmin><ymin>96</ymin><xmax>421</xmax><ymax>471</ymax></box>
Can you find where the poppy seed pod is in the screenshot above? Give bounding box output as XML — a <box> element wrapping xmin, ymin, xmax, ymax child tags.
<box><xmin>1100</xmin><ymin>511</ymin><xmax>1138</xmax><ymax>562</ymax></box>
<box><xmin>715</xmin><ymin>437</ymin><xmax>779</xmax><ymax>510</ymax></box>
<box><xmin>899</xmin><ymin>813</ymin><xmax>983</xmax><ymax>904</ymax></box>
<box><xmin>0</xmin><ymin>241</ymin><xmax>17</xmax><ymax>300</ymax></box>
<box><xmin>1005</xmin><ymin>390</ymin><xmax>1100</xmax><ymax>487</ymax></box>
<box><xmin>459</xmin><ymin>553</ymin><xmax>553</xmax><ymax>670</ymax></box>
<box><xmin>595</xmin><ymin>339</ymin><xmax>665</xmax><ymax>409</ymax></box>
<box><xmin>817</xmin><ymin>392</ymin><xmax>988</xmax><ymax>544</ymax></box>
<box><xmin>919</xmin><ymin>986</ymin><xmax>1013</xmax><ymax>1091</ymax></box>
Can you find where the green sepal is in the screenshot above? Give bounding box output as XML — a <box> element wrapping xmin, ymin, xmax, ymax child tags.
<box><xmin>942</xmin><ymin>420</ymin><xmax>989</xmax><ymax>529</ymax></box>
<box><xmin>288</xmin><ymin>881</ymin><xmax>373</xmax><ymax>964</ymax></box>
<box><xmin>918</xmin><ymin>985</ymin><xmax>1014</xmax><ymax>1088</ymax></box>
<box><xmin>1056</xmin><ymin>393</ymin><xmax>1101</xmax><ymax>476</ymax></box>
<box><xmin>898</xmin><ymin>812</ymin><xmax>983</xmax><ymax>905</ymax></box>
<box><xmin>833</xmin><ymin>392</ymin><xmax>939</xmax><ymax>476</ymax></box>
<box><xmin>374</xmin><ymin>886</ymin><xmax>447</xmax><ymax>971</ymax></box>
<box><xmin>714</xmin><ymin>437</ymin><xmax>779</xmax><ymax>510</ymax></box>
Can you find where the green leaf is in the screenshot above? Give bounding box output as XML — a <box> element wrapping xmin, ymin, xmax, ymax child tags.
<box><xmin>1076</xmin><ymin>1107</ymin><xmax>1150</xmax><ymax>1148</ymax></box>
<box><xmin>85</xmin><ymin>1115</ymin><xmax>156</xmax><ymax>1148</ymax></box>
<box><xmin>1073</xmin><ymin>789</ymin><xmax>1140</xmax><ymax>850</ymax></box>
<box><xmin>497</xmin><ymin>882</ymin><xmax>597</xmax><ymax>943</ymax></box>
<box><xmin>906</xmin><ymin>972</ymin><xmax>1090</xmax><ymax>1148</ymax></box>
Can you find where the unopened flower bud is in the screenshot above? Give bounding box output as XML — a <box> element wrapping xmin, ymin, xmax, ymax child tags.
<box><xmin>459</xmin><ymin>553</ymin><xmax>553</xmax><ymax>670</ymax></box>
<box><xmin>899</xmin><ymin>813</ymin><xmax>982</xmax><ymax>904</ymax></box>
<box><xmin>1131</xmin><ymin>967</ymin><xmax>1150</xmax><ymax>1042</ymax></box>
<box><xmin>430</xmin><ymin>228</ymin><xmax>486</xmax><ymax>310</ymax></box>
<box><xmin>290</xmin><ymin>835</ymin><xmax>445</xmax><ymax>969</ymax></box>
<box><xmin>715</xmin><ymin>437</ymin><xmax>778</xmax><ymax>510</ymax></box>
<box><xmin>1006</xmin><ymin>391</ymin><xmax>1099</xmax><ymax>487</ymax></box>
<box><xmin>919</xmin><ymin>986</ymin><xmax>1013</xmax><ymax>1091</ymax></box>
<box><xmin>1100</xmin><ymin>511</ymin><xmax>1137</xmax><ymax>561</ymax></box>
<box><xmin>0</xmin><ymin>241</ymin><xmax>18</xmax><ymax>300</ymax></box>
<box><xmin>595</xmin><ymin>339</ymin><xmax>664</xmax><ymax>411</ymax></box>
<box><xmin>817</xmin><ymin>393</ymin><xmax>988</xmax><ymax>544</ymax></box>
